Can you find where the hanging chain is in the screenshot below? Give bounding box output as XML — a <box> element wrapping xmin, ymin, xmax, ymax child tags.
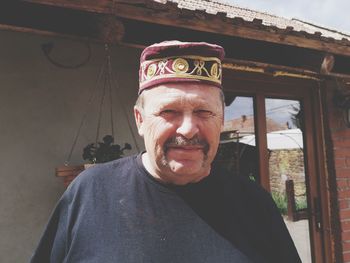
<box><xmin>65</xmin><ymin>43</ymin><xmax>141</xmax><ymax>165</ymax></box>
<box><xmin>108</xmin><ymin>74</ymin><xmax>115</xmax><ymax>139</ymax></box>
<box><xmin>95</xmin><ymin>70</ymin><xmax>108</xmax><ymax>146</ymax></box>
<box><xmin>105</xmin><ymin>44</ymin><xmax>115</xmax><ymax>140</ymax></box>
<box><xmin>65</xmin><ymin>54</ymin><xmax>107</xmax><ymax>166</ymax></box>
<box><xmin>107</xmin><ymin>48</ymin><xmax>141</xmax><ymax>152</ymax></box>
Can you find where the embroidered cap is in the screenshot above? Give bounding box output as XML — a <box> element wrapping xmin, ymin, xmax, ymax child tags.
<box><xmin>138</xmin><ymin>40</ymin><xmax>225</xmax><ymax>94</ymax></box>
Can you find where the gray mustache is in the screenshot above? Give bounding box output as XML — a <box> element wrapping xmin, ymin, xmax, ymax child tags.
<box><xmin>164</xmin><ymin>136</ymin><xmax>209</xmax><ymax>152</ymax></box>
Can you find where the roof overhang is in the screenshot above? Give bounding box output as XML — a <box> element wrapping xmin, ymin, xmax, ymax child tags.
<box><xmin>2</xmin><ymin>0</ymin><xmax>350</xmax><ymax>79</ymax></box>
<box><xmin>18</xmin><ymin>0</ymin><xmax>350</xmax><ymax>56</ymax></box>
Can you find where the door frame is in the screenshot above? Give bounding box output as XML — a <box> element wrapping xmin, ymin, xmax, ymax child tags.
<box><xmin>222</xmin><ymin>70</ymin><xmax>332</xmax><ymax>263</ymax></box>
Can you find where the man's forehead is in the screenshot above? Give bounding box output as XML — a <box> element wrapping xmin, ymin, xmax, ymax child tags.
<box><xmin>142</xmin><ymin>84</ymin><xmax>221</xmax><ymax>107</ymax></box>
<box><xmin>144</xmin><ymin>83</ymin><xmax>219</xmax><ymax>95</ymax></box>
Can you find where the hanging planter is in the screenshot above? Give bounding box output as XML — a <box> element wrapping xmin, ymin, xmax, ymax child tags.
<box><xmin>55</xmin><ymin>136</ymin><xmax>132</xmax><ymax>187</ymax></box>
<box><xmin>55</xmin><ymin>44</ymin><xmax>137</xmax><ymax>187</ymax></box>
<box><xmin>55</xmin><ymin>165</ymin><xmax>85</xmax><ymax>188</ymax></box>
<box><xmin>82</xmin><ymin>135</ymin><xmax>132</xmax><ymax>164</ymax></box>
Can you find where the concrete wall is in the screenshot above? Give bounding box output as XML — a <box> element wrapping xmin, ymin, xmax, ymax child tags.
<box><xmin>0</xmin><ymin>30</ymin><xmax>144</xmax><ymax>262</ymax></box>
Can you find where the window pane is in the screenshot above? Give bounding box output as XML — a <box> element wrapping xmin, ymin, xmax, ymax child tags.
<box><xmin>265</xmin><ymin>98</ymin><xmax>311</xmax><ymax>263</ymax></box>
<box><xmin>216</xmin><ymin>96</ymin><xmax>259</xmax><ymax>182</ymax></box>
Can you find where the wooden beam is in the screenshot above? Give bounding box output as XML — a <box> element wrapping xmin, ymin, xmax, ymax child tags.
<box><xmin>22</xmin><ymin>0</ymin><xmax>115</xmax><ymax>14</ymax></box>
<box><xmin>3</xmin><ymin>1</ymin><xmax>350</xmax><ymax>78</ymax></box>
<box><xmin>223</xmin><ymin>58</ymin><xmax>350</xmax><ymax>81</ymax></box>
<box><xmin>223</xmin><ymin>58</ymin><xmax>321</xmax><ymax>81</ymax></box>
<box><xmin>0</xmin><ymin>2</ymin><xmax>124</xmax><ymax>44</ymax></box>
<box><xmin>22</xmin><ymin>0</ymin><xmax>350</xmax><ymax>57</ymax></box>
<box><xmin>0</xmin><ymin>24</ymin><xmax>96</xmax><ymax>42</ymax></box>
<box><xmin>255</xmin><ymin>94</ymin><xmax>270</xmax><ymax>192</ymax></box>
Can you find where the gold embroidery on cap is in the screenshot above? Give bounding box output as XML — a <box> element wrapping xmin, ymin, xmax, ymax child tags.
<box><xmin>194</xmin><ymin>60</ymin><xmax>206</xmax><ymax>75</ymax></box>
<box><xmin>140</xmin><ymin>55</ymin><xmax>222</xmax><ymax>88</ymax></box>
<box><xmin>211</xmin><ymin>63</ymin><xmax>220</xmax><ymax>79</ymax></box>
<box><xmin>146</xmin><ymin>64</ymin><xmax>157</xmax><ymax>78</ymax></box>
<box><xmin>173</xmin><ymin>58</ymin><xmax>189</xmax><ymax>73</ymax></box>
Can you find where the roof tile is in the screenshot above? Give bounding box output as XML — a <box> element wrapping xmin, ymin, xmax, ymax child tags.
<box><xmin>154</xmin><ymin>0</ymin><xmax>350</xmax><ymax>43</ymax></box>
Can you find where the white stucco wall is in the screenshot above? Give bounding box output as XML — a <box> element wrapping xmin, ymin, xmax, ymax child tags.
<box><xmin>0</xmin><ymin>30</ymin><xmax>144</xmax><ymax>262</ymax></box>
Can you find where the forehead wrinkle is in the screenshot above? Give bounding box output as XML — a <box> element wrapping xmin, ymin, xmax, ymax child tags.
<box><xmin>161</xmin><ymin>95</ymin><xmax>214</xmax><ymax>112</ymax></box>
<box><xmin>147</xmin><ymin>89</ymin><xmax>201</xmax><ymax>104</ymax></box>
<box><xmin>143</xmin><ymin>84</ymin><xmax>223</xmax><ymax>113</ymax></box>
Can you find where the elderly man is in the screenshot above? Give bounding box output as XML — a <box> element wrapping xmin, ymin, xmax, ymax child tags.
<box><xmin>31</xmin><ymin>41</ymin><xmax>300</xmax><ymax>263</ymax></box>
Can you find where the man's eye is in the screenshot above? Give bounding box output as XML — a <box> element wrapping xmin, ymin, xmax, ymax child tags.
<box><xmin>195</xmin><ymin>110</ymin><xmax>213</xmax><ymax>118</ymax></box>
<box><xmin>159</xmin><ymin>109</ymin><xmax>178</xmax><ymax>117</ymax></box>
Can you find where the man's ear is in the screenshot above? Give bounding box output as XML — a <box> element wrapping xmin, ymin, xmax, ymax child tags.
<box><xmin>134</xmin><ymin>106</ymin><xmax>144</xmax><ymax>137</ymax></box>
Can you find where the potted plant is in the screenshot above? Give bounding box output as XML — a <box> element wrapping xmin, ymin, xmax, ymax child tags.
<box><xmin>82</xmin><ymin>135</ymin><xmax>132</xmax><ymax>165</ymax></box>
<box><xmin>56</xmin><ymin>135</ymin><xmax>131</xmax><ymax>187</ymax></box>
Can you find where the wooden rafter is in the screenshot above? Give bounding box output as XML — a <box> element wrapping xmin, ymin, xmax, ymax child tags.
<box><xmin>21</xmin><ymin>0</ymin><xmax>350</xmax><ymax>57</ymax></box>
<box><xmin>0</xmin><ymin>2</ymin><xmax>124</xmax><ymax>44</ymax></box>
<box><xmin>0</xmin><ymin>0</ymin><xmax>346</xmax><ymax>77</ymax></box>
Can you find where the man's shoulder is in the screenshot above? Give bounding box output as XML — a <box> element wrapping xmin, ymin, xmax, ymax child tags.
<box><xmin>66</xmin><ymin>154</ymin><xmax>139</xmax><ymax>192</ymax></box>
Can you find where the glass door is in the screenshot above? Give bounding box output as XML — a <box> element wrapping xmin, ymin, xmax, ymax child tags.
<box><xmin>218</xmin><ymin>83</ymin><xmax>327</xmax><ymax>262</ymax></box>
<box><xmin>265</xmin><ymin>98</ymin><xmax>311</xmax><ymax>262</ymax></box>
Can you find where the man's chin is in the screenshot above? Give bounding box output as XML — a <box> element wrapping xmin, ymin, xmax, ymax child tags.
<box><xmin>166</xmin><ymin>160</ymin><xmax>210</xmax><ymax>182</ymax></box>
<box><xmin>168</xmin><ymin>172</ymin><xmax>208</xmax><ymax>185</ymax></box>
<box><xmin>166</xmin><ymin>147</ymin><xmax>205</xmax><ymax>160</ymax></box>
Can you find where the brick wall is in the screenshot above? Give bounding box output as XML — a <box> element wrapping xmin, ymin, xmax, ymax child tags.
<box><xmin>326</xmin><ymin>81</ymin><xmax>350</xmax><ymax>262</ymax></box>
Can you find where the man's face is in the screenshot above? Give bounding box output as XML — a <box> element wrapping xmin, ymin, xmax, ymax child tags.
<box><xmin>134</xmin><ymin>83</ymin><xmax>224</xmax><ymax>185</ymax></box>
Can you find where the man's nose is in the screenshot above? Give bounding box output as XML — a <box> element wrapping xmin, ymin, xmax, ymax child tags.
<box><xmin>176</xmin><ymin>114</ymin><xmax>199</xmax><ymax>139</ymax></box>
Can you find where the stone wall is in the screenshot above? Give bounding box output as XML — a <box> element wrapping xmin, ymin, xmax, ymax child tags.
<box><xmin>269</xmin><ymin>149</ymin><xmax>306</xmax><ymax>197</ymax></box>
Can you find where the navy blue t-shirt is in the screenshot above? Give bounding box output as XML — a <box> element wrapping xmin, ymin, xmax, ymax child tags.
<box><xmin>30</xmin><ymin>154</ymin><xmax>300</xmax><ymax>263</ymax></box>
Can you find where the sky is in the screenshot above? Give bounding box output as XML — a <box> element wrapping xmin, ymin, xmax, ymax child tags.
<box><xmin>225</xmin><ymin>0</ymin><xmax>350</xmax><ymax>34</ymax></box>
<box><xmin>224</xmin><ymin>97</ymin><xmax>300</xmax><ymax>129</ymax></box>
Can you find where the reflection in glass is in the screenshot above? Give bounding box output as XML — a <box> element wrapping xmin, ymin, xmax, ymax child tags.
<box><xmin>265</xmin><ymin>98</ymin><xmax>311</xmax><ymax>263</ymax></box>
<box><xmin>216</xmin><ymin>96</ymin><xmax>259</xmax><ymax>182</ymax></box>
